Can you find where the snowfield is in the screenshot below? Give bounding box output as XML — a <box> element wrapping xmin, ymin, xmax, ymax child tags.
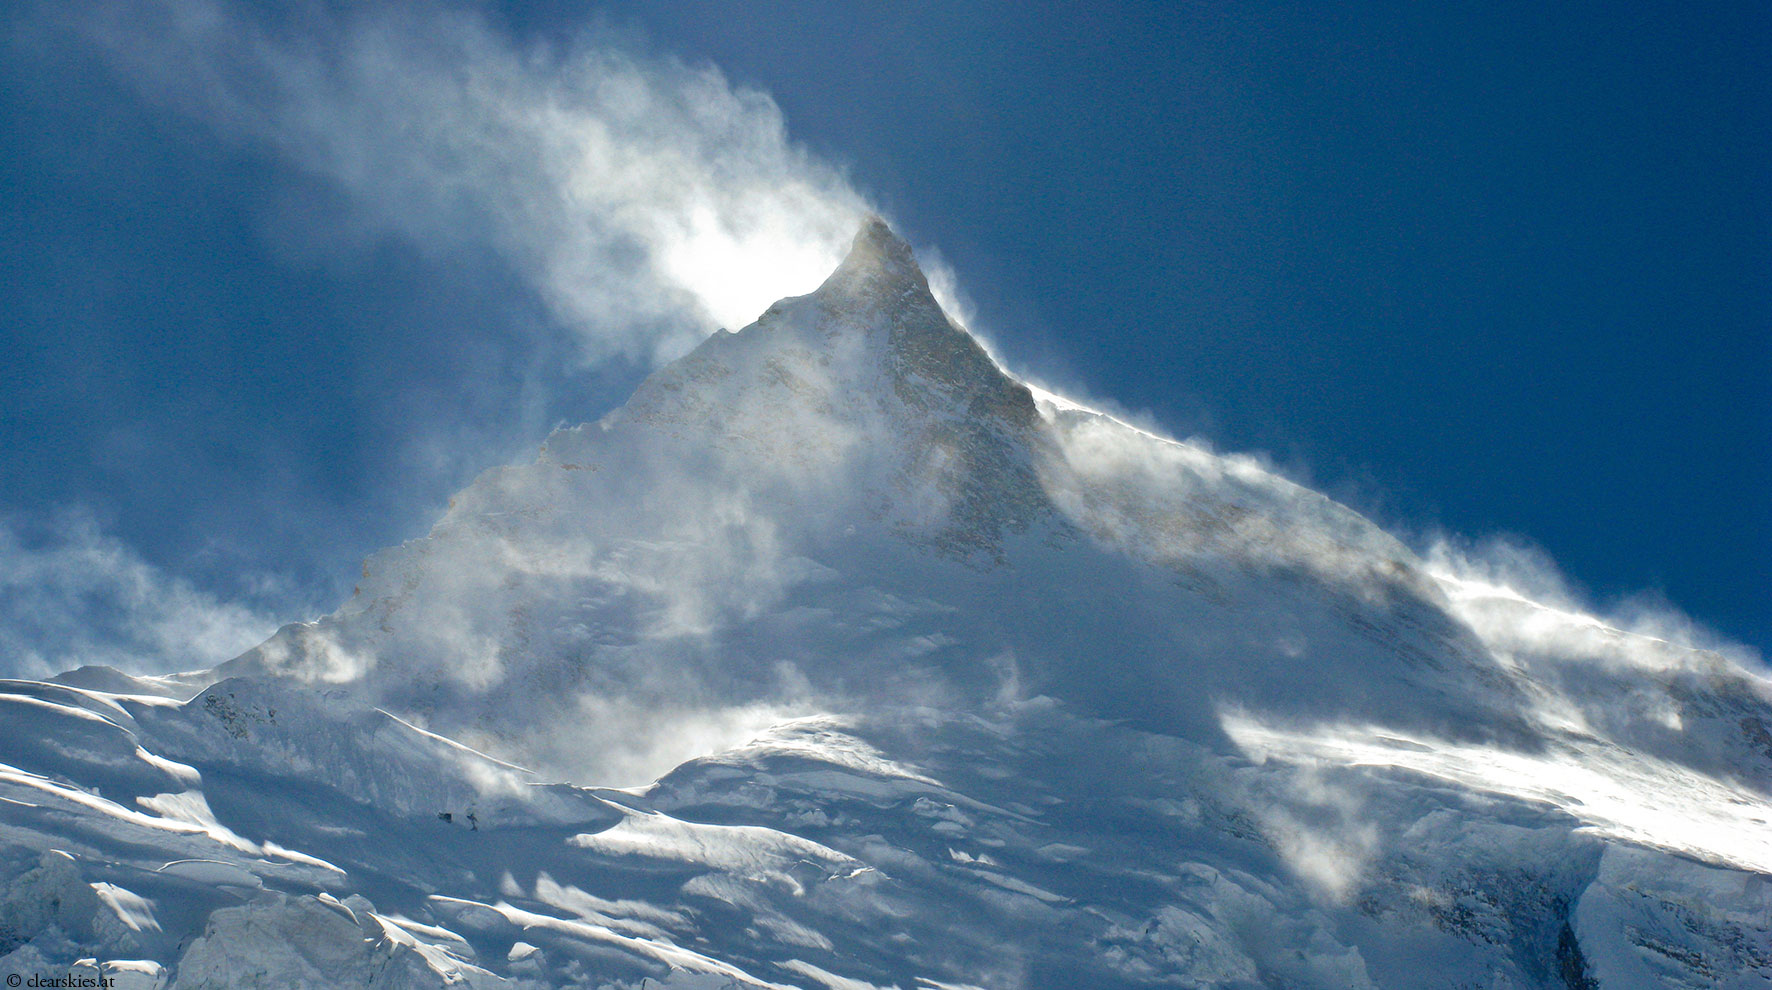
<box><xmin>2</xmin><ymin>219</ymin><xmax>1767</xmax><ymax>988</ymax></box>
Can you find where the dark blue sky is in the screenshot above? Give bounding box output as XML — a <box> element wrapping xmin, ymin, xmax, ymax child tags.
<box><xmin>2</xmin><ymin>0</ymin><xmax>1767</xmax><ymax>667</ymax></box>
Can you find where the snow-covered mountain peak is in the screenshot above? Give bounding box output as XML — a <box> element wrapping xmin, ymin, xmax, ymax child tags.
<box><xmin>10</xmin><ymin>216</ymin><xmax>1771</xmax><ymax>990</ymax></box>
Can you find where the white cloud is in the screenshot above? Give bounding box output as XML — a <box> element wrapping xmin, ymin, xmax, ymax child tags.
<box><xmin>0</xmin><ymin>512</ymin><xmax>279</xmax><ymax>678</ymax></box>
<box><xmin>64</xmin><ymin>0</ymin><xmax>872</xmax><ymax>366</ymax></box>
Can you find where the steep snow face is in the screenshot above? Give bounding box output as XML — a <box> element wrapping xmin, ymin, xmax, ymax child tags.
<box><xmin>214</xmin><ymin>218</ymin><xmax>1534</xmax><ymax>782</ymax></box>
<box><xmin>3</xmin><ymin>218</ymin><xmax>1770</xmax><ymax>989</ymax></box>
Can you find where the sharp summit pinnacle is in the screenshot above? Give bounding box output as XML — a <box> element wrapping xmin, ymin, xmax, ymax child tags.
<box><xmin>819</xmin><ymin>214</ymin><xmax>930</xmax><ymax>299</ymax></box>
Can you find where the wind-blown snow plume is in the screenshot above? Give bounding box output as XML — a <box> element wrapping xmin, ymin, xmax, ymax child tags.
<box><xmin>3</xmin><ymin>0</ymin><xmax>898</xmax><ymax>680</ymax></box>
<box><xmin>1423</xmin><ymin>535</ymin><xmax>1761</xmax><ymax>673</ymax></box>
<box><xmin>0</xmin><ymin>512</ymin><xmax>279</xmax><ymax>677</ymax></box>
<box><xmin>56</xmin><ymin>0</ymin><xmax>871</xmax><ymax>366</ymax></box>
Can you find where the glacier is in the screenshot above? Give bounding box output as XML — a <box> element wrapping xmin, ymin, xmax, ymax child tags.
<box><xmin>1</xmin><ymin>217</ymin><xmax>1767</xmax><ymax>988</ymax></box>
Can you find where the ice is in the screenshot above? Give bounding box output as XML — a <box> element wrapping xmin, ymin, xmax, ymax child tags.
<box><xmin>91</xmin><ymin>883</ymin><xmax>161</xmax><ymax>934</ymax></box>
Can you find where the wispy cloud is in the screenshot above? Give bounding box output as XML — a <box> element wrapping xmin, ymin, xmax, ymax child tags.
<box><xmin>60</xmin><ymin>0</ymin><xmax>872</xmax><ymax>366</ymax></box>
<box><xmin>0</xmin><ymin>511</ymin><xmax>280</xmax><ymax>678</ymax></box>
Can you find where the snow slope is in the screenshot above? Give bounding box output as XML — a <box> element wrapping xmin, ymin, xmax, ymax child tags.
<box><xmin>2</xmin><ymin>218</ymin><xmax>1768</xmax><ymax>988</ymax></box>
